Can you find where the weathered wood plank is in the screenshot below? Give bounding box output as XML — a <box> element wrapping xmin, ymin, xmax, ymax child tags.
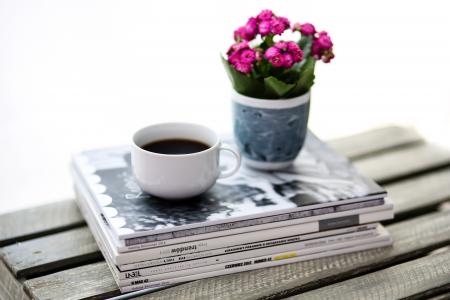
<box><xmin>23</xmin><ymin>210</ymin><xmax>450</xmax><ymax>300</ymax></box>
<box><xmin>289</xmin><ymin>250</ymin><xmax>450</xmax><ymax>300</ymax></box>
<box><xmin>0</xmin><ymin>260</ymin><xmax>31</xmax><ymax>300</ymax></box>
<box><xmin>1</xmin><ymin>227</ymin><xmax>101</xmax><ymax>278</ymax></box>
<box><xmin>23</xmin><ymin>262</ymin><xmax>120</xmax><ymax>300</ymax></box>
<box><xmin>0</xmin><ymin>199</ymin><xmax>84</xmax><ymax>247</ymax></box>
<box><xmin>385</xmin><ymin>167</ymin><xmax>450</xmax><ymax>219</ymax></box>
<box><xmin>329</xmin><ymin>126</ymin><xmax>423</xmax><ymax>160</ymax></box>
<box><xmin>354</xmin><ymin>143</ymin><xmax>450</xmax><ymax>184</ymax></box>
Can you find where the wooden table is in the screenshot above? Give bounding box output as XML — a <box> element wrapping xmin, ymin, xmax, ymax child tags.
<box><xmin>1</xmin><ymin>125</ymin><xmax>450</xmax><ymax>300</ymax></box>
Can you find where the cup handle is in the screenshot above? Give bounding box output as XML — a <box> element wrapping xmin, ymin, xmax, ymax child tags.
<box><xmin>218</xmin><ymin>144</ymin><xmax>241</xmax><ymax>179</ymax></box>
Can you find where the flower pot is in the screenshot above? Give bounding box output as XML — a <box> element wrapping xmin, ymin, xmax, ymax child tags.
<box><xmin>231</xmin><ymin>90</ymin><xmax>310</xmax><ymax>170</ymax></box>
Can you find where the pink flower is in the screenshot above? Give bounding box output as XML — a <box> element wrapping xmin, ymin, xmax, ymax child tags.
<box><xmin>286</xmin><ymin>41</ymin><xmax>298</xmax><ymax>52</ymax></box>
<box><xmin>257</xmin><ymin>9</ymin><xmax>273</xmax><ymax>21</ymax></box>
<box><xmin>311</xmin><ymin>31</ymin><xmax>334</xmax><ymax>63</ymax></box>
<box><xmin>275</xmin><ymin>41</ymin><xmax>288</xmax><ymax>51</ymax></box>
<box><xmin>240</xmin><ymin>49</ymin><xmax>256</xmax><ymax>64</ymax></box>
<box><xmin>234</xmin><ymin>62</ymin><xmax>253</xmax><ymax>73</ymax></box>
<box><xmin>258</xmin><ymin>20</ymin><xmax>271</xmax><ymax>36</ymax></box>
<box><xmin>311</xmin><ymin>41</ymin><xmax>321</xmax><ymax>58</ymax></box>
<box><xmin>287</xmin><ymin>41</ymin><xmax>303</xmax><ymax>61</ymax></box>
<box><xmin>279</xmin><ymin>17</ymin><xmax>290</xmax><ymax>28</ymax></box>
<box><xmin>245</xmin><ymin>18</ymin><xmax>258</xmax><ymax>35</ymax></box>
<box><xmin>264</xmin><ymin>46</ymin><xmax>280</xmax><ymax>59</ymax></box>
<box><xmin>292</xmin><ymin>22</ymin><xmax>316</xmax><ymax>35</ymax></box>
<box><xmin>270</xmin><ymin>17</ymin><xmax>289</xmax><ymax>35</ymax></box>
<box><xmin>317</xmin><ymin>31</ymin><xmax>333</xmax><ymax>49</ymax></box>
<box><xmin>265</xmin><ymin>41</ymin><xmax>303</xmax><ymax>68</ymax></box>
<box><xmin>227</xmin><ymin>41</ymin><xmax>249</xmax><ymax>56</ymax></box>
<box><xmin>234</xmin><ymin>18</ymin><xmax>258</xmax><ymax>41</ymax></box>
<box><xmin>283</xmin><ymin>53</ymin><xmax>294</xmax><ymax>68</ymax></box>
<box><xmin>300</xmin><ymin>23</ymin><xmax>316</xmax><ymax>35</ymax></box>
<box><xmin>264</xmin><ymin>46</ymin><xmax>284</xmax><ymax>67</ymax></box>
<box><xmin>227</xmin><ymin>41</ymin><xmax>256</xmax><ymax>74</ymax></box>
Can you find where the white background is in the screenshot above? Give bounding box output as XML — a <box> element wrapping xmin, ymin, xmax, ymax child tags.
<box><xmin>1</xmin><ymin>0</ymin><xmax>449</xmax><ymax>214</ymax></box>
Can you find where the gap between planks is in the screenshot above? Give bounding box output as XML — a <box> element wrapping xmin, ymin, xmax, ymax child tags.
<box><xmin>0</xmin><ymin>199</ymin><xmax>84</xmax><ymax>247</ymax></box>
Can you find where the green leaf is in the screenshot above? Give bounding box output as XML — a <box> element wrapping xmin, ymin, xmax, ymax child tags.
<box><xmin>221</xmin><ymin>56</ymin><xmax>265</xmax><ymax>98</ymax></box>
<box><xmin>264</xmin><ymin>76</ymin><xmax>296</xmax><ymax>99</ymax></box>
<box><xmin>286</xmin><ymin>57</ymin><xmax>316</xmax><ymax>98</ymax></box>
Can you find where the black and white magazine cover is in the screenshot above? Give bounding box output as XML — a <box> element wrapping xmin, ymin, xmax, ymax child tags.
<box><xmin>71</xmin><ymin>132</ymin><xmax>386</xmax><ymax>242</ymax></box>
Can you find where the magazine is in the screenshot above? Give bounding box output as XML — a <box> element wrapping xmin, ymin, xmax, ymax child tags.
<box><xmin>78</xmin><ymin>187</ymin><xmax>391</xmax><ymax>293</ymax></box>
<box><xmin>117</xmin><ymin>228</ymin><xmax>379</xmax><ymax>281</ymax></box>
<box><xmin>74</xmin><ymin>178</ymin><xmax>392</xmax><ymax>266</ymax></box>
<box><xmin>117</xmin><ymin>223</ymin><xmax>377</xmax><ymax>271</ymax></box>
<box><xmin>71</xmin><ymin>132</ymin><xmax>385</xmax><ymax>246</ymax></box>
<box><xmin>121</xmin><ymin>237</ymin><xmax>392</xmax><ymax>292</ymax></box>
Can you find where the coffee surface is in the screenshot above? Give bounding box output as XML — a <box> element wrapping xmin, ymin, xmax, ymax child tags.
<box><xmin>141</xmin><ymin>139</ymin><xmax>210</xmax><ymax>155</ymax></box>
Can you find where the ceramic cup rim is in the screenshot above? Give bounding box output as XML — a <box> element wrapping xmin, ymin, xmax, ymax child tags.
<box><xmin>132</xmin><ymin>122</ymin><xmax>220</xmax><ymax>159</ymax></box>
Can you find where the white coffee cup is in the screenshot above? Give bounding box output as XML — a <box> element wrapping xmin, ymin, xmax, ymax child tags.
<box><xmin>131</xmin><ymin>122</ymin><xmax>241</xmax><ymax>199</ymax></box>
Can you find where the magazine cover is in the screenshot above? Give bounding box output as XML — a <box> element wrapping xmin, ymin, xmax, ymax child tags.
<box><xmin>74</xmin><ymin>174</ymin><xmax>392</xmax><ymax>266</ymax></box>
<box><xmin>71</xmin><ymin>132</ymin><xmax>386</xmax><ymax>242</ymax></box>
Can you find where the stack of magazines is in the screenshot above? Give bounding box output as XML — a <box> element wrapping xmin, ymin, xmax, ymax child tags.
<box><xmin>71</xmin><ymin>132</ymin><xmax>393</xmax><ymax>293</ymax></box>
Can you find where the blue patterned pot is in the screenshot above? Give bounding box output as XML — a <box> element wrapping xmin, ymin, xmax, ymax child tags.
<box><xmin>232</xmin><ymin>90</ymin><xmax>310</xmax><ymax>170</ymax></box>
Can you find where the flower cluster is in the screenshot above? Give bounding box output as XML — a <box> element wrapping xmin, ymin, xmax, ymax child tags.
<box><xmin>311</xmin><ymin>31</ymin><xmax>334</xmax><ymax>63</ymax></box>
<box><xmin>265</xmin><ymin>41</ymin><xmax>303</xmax><ymax>68</ymax></box>
<box><xmin>292</xmin><ymin>24</ymin><xmax>334</xmax><ymax>63</ymax></box>
<box><xmin>227</xmin><ymin>42</ymin><xmax>257</xmax><ymax>74</ymax></box>
<box><xmin>226</xmin><ymin>9</ymin><xmax>334</xmax><ymax>78</ymax></box>
<box><xmin>234</xmin><ymin>10</ymin><xmax>290</xmax><ymax>42</ymax></box>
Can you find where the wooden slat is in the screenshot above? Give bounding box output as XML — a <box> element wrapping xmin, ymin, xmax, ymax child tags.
<box><xmin>23</xmin><ymin>210</ymin><xmax>450</xmax><ymax>300</ymax></box>
<box><xmin>0</xmin><ymin>260</ymin><xmax>30</xmax><ymax>300</ymax></box>
<box><xmin>386</xmin><ymin>167</ymin><xmax>450</xmax><ymax>219</ymax></box>
<box><xmin>1</xmin><ymin>227</ymin><xmax>101</xmax><ymax>278</ymax></box>
<box><xmin>329</xmin><ymin>126</ymin><xmax>423</xmax><ymax>160</ymax></box>
<box><xmin>354</xmin><ymin>143</ymin><xmax>450</xmax><ymax>184</ymax></box>
<box><xmin>0</xmin><ymin>199</ymin><xmax>84</xmax><ymax>247</ymax></box>
<box><xmin>288</xmin><ymin>250</ymin><xmax>450</xmax><ymax>300</ymax></box>
<box><xmin>23</xmin><ymin>262</ymin><xmax>120</xmax><ymax>300</ymax></box>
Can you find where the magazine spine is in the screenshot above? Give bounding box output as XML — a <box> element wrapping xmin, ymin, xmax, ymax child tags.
<box><xmin>122</xmin><ymin>198</ymin><xmax>386</xmax><ymax>247</ymax></box>
<box><xmin>117</xmin><ymin>223</ymin><xmax>376</xmax><ymax>271</ymax></box>
<box><xmin>117</xmin><ymin>207</ymin><xmax>393</xmax><ymax>266</ymax></box>
<box><xmin>119</xmin><ymin>237</ymin><xmax>393</xmax><ymax>292</ymax></box>
<box><xmin>117</xmin><ymin>205</ymin><xmax>393</xmax><ymax>255</ymax></box>
<box><xmin>118</xmin><ymin>228</ymin><xmax>378</xmax><ymax>280</ymax></box>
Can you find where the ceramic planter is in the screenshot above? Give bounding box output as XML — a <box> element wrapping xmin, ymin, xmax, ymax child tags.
<box><xmin>231</xmin><ymin>90</ymin><xmax>310</xmax><ymax>170</ymax></box>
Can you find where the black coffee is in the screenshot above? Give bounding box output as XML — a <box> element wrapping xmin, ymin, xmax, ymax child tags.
<box><xmin>141</xmin><ymin>139</ymin><xmax>210</xmax><ymax>155</ymax></box>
